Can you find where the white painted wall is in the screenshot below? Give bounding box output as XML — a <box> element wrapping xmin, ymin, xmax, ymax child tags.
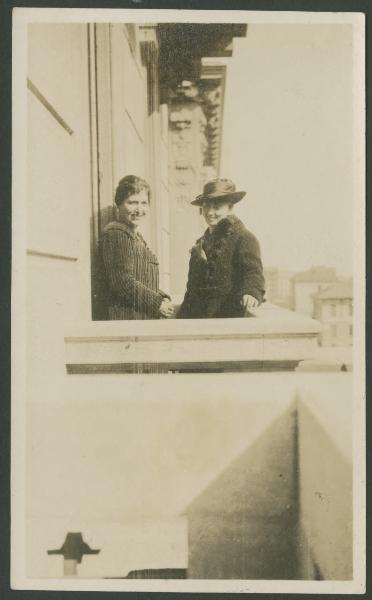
<box><xmin>26</xmin><ymin>24</ymin><xmax>93</xmax><ymax>402</ymax></box>
<box><xmin>27</xmin><ymin>23</ymin><xmax>92</xmax><ymax>291</ymax></box>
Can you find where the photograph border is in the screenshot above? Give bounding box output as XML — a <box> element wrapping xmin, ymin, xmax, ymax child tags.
<box><xmin>4</xmin><ymin>0</ymin><xmax>368</xmax><ymax>597</ymax></box>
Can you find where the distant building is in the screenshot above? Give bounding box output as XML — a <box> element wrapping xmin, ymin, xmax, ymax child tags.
<box><xmin>313</xmin><ymin>280</ymin><xmax>353</xmax><ymax>346</ymax></box>
<box><xmin>291</xmin><ymin>267</ymin><xmax>338</xmax><ymax>315</ymax></box>
<box><xmin>264</xmin><ymin>267</ymin><xmax>294</xmax><ymax>309</ymax></box>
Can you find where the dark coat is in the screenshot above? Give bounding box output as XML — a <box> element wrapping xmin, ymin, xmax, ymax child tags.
<box><xmin>101</xmin><ymin>220</ymin><xmax>167</xmax><ymax>320</ymax></box>
<box><xmin>177</xmin><ymin>214</ymin><xmax>265</xmax><ymax>319</ymax></box>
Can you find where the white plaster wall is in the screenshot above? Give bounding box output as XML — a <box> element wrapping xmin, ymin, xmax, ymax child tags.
<box><xmin>27</xmin><ymin>24</ymin><xmax>91</xmax><ymax>264</ymax></box>
<box><xmin>26</xmin><ymin>24</ymin><xmax>93</xmax><ymax>401</ymax></box>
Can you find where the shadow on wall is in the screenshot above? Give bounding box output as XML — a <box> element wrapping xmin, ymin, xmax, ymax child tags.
<box><xmin>185</xmin><ymin>404</ymin><xmax>300</xmax><ymax>580</ymax></box>
<box><xmin>184</xmin><ymin>400</ymin><xmax>352</xmax><ymax>580</ymax></box>
<box><xmin>91</xmin><ymin>206</ymin><xmax>116</xmax><ymax>321</ymax></box>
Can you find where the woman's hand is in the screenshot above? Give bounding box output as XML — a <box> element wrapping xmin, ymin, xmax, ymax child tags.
<box><xmin>241</xmin><ymin>294</ymin><xmax>259</xmax><ymax>313</ymax></box>
<box><xmin>159</xmin><ymin>298</ymin><xmax>175</xmax><ymax>318</ymax></box>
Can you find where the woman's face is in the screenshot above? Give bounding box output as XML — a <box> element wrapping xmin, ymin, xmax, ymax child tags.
<box><xmin>118</xmin><ymin>190</ymin><xmax>149</xmax><ymax>229</ymax></box>
<box><xmin>202</xmin><ymin>199</ymin><xmax>233</xmax><ymax>229</ymax></box>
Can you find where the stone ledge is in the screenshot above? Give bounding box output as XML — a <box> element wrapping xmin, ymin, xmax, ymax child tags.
<box><xmin>65</xmin><ymin>303</ymin><xmax>321</xmax><ymax>374</ymax></box>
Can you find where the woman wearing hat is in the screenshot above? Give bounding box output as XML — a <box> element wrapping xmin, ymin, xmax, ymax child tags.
<box><xmin>177</xmin><ymin>179</ymin><xmax>265</xmax><ymax>319</ymax></box>
<box><xmin>101</xmin><ymin>175</ymin><xmax>174</xmax><ymax>320</ymax></box>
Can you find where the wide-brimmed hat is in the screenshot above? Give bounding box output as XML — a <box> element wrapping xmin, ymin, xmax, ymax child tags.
<box><xmin>191</xmin><ymin>178</ymin><xmax>246</xmax><ymax>206</ymax></box>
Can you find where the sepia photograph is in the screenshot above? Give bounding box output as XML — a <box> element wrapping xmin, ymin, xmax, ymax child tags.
<box><xmin>11</xmin><ymin>7</ymin><xmax>365</xmax><ymax>593</ymax></box>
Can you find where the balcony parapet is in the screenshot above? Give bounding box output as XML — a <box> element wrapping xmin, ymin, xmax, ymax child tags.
<box><xmin>65</xmin><ymin>303</ymin><xmax>321</xmax><ymax>374</ymax></box>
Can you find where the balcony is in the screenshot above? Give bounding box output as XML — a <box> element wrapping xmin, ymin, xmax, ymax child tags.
<box><xmin>64</xmin><ymin>302</ymin><xmax>321</xmax><ymax>374</ymax></box>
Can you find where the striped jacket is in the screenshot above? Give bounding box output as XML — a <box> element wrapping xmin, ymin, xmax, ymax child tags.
<box><xmin>101</xmin><ymin>220</ymin><xmax>167</xmax><ymax>320</ymax></box>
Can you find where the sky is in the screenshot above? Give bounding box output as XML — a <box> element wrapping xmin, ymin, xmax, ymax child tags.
<box><xmin>220</xmin><ymin>24</ymin><xmax>354</xmax><ymax>276</ymax></box>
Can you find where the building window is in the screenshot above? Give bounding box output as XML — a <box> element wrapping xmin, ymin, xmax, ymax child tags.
<box><xmin>330</xmin><ymin>304</ymin><xmax>337</xmax><ymax>317</ymax></box>
<box><xmin>349</xmin><ymin>303</ymin><xmax>353</xmax><ymax>316</ymax></box>
<box><xmin>349</xmin><ymin>324</ymin><xmax>353</xmax><ymax>336</ymax></box>
<box><xmin>331</xmin><ymin>324</ymin><xmax>337</xmax><ymax>338</ymax></box>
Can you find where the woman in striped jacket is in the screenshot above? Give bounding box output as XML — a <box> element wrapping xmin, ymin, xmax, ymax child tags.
<box><xmin>101</xmin><ymin>175</ymin><xmax>174</xmax><ymax>320</ymax></box>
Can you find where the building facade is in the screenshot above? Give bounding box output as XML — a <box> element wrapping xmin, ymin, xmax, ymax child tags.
<box><xmin>159</xmin><ymin>23</ymin><xmax>247</xmax><ymax>296</ymax></box>
<box><xmin>264</xmin><ymin>267</ymin><xmax>294</xmax><ymax>310</ymax></box>
<box><xmin>291</xmin><ymin>266</ymin><xmax>338</xmax><ymax>315</ymax></box>
<box><xmin>313</xmin><ymin>281</ymin><xmax>353</xmax><ymax>346</ymax></box>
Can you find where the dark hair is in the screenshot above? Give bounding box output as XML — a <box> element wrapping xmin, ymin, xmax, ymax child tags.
<box><xmin>114</xmin><ymin>175</ymin><xmax>151</xmax><ymax>207</ymax></box>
